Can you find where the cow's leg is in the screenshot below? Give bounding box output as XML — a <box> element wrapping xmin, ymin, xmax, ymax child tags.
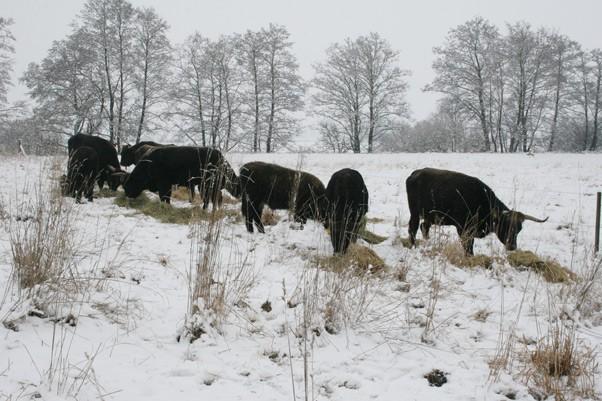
<box><xmin>158</xmin><ymin>184</ymin><xmax>172</xmax><ymax>204</ymax></box>
<box><xmin>97</xmin><ymin>171</ymin><xmax>105</xmax><ymax>190</ymax></box>
<box><xmin>188</xmin><ymin>184</ymin><xmax>195</xmax><ymax>203</ymax></box>
<box><xmin>408</xmin><ymin>213</ymin><xmax>419</xmax><ymax>246</ymax></box>
<box><xmin>253</xmin><ymin>202</ymin><xmax>265</xmax><ymax>233</ymax></box>
<box><xmin>86</xmin><ymin>177</ymin><xmax>94</xmax><ymax>202</ymax></box>
<box><xmin>242</xmin><ymin>195</ymin><xmax>254</xmax><ymax>233</ymax></box>
<box><xmin>420</xmin><ymin>220</ymin><xmax>431</xmax><ymax>239</ymax></box>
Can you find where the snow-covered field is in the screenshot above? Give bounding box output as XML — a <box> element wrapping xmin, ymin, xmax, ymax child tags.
<box><xmin>0</xmin><ymin>152</ymin><xmax>601</xmax><ymax>401</ymax></box>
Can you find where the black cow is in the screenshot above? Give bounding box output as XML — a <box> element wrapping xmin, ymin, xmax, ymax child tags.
<box><xmin>67</xmin><ymin>146</ymin><xmax>99</xmax><ymax>203</ymax></box>
<box><xmin>106</xmin><ymin>167</ymin><xmax>130</xmax><ymax>191</ymax></box>
<box><xmin>123</xmin><ymin>146</ymin><xmax>238</xmax><ymax>208</ymax></box>
<box><xmin>67</xmin><ymin>133</ymin><xmax>123</xmax><ymax>190</ymax></box>
<box><xmin>239</xmin><ymin>162</ymin><xmax>327</xmax><ymax>233</ymax></box>
<box><xmin>405</xmin><ymin>168</ymin><xmax>548</xmax><ymax>255</ymax></box>
<box><xmin>325</xmin><ymin>169</ymin><xmax>369</xmax><ymax>254</ymax></box>
<box><xmin>120</xmin><ymin>141</ymin><xmax>172</xmax><ymax>167</ymax></box>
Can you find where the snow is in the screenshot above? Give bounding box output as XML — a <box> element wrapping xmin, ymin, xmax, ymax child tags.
<box><xmin>0</xmin><ymin>152</ymin><xmax>601</xmax><ymax>401</ymax></box>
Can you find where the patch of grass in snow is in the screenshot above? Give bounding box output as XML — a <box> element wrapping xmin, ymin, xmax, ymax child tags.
<box><xmin>521</xmin><ymin>322</ymin><xmax>598</xmax><ymax>401</ymax></box>
<box><xmin>425</xmin><ymin>242</ymin><xmax>498</xmax><ymax>269</ymax></box>
<box><xmin>507</xmin><ymin>250</ymin><xmax>575</xmax><ymax>283</ymax></box>
<box><xmin>114</xmin><ymin>192</ymin><xmax>237</xmax><ymax>225</ymax></box>
<box><xmin>315</xmin><ymin>243</ymin><xmax>386</xmax><ymax>275</ymax></box>
<box><xmin>96</xmin><ymin>187</ymin><xmax>119</xmax><ymax>198</ymax></box>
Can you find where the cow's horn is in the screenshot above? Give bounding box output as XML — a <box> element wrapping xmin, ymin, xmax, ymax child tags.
<box><xmin>522</xmin><ymin>213</ymin><xmax>548</xmax><ymax>223</ymax></box>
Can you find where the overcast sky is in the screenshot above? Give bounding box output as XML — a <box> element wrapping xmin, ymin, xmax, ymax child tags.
<box><xmin>2</xmin><ymin>0</ymin><xmax>602</xmax><ymax>122</ymax></box>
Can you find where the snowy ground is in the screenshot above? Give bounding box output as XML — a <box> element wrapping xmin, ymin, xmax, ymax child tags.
<box><xmin>0</xmin><ymin>152</ymin><xmax>601</xmax><ymax>401</ymax></box>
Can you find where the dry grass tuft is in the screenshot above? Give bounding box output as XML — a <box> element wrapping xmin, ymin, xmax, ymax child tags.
<box><xmin>96</xmin><ymin>187</ymin><xmax>119</xmax><ymax>198</ymax></box>
<box><xmin>425</xmin><ymin>242</ymin><xmax>496</xmax><ymax>269</ymax></box>
<box><xmin>8</xmin><ymin>182</ymin><xmax>77</xmax><ymax>293</ymax></box>
<box><xmin>114</xmin><ymin>192</ymin><xmax>237</xmax><ymax>225</ymax></box>
<box><xmin>522</xmin><ymin>322</ymin><xmax>598</xmax><ymax>401</ymax></box>
<box><xmin>315</xmin><ymin>244</ymin><xmax>387</xmax><ymax>275</ymax></box>
<box><xmin>473</xmin><ymin>309</ymin><xmax>492</xmax><ymax>322</ymax></box>
<box><xmin>182</xmin><ymin>209</ymin><xmax>256</xmax><ymax>342</ymax></box>
<box><xmin>507</xmin><ymin>250</ymin><xmax>576</xmax><ymax>283</ymax></box>
<box><xmin>170</xmin><ymin>186</ymin><xmax>193</xmax><ymax>202</ymax></box>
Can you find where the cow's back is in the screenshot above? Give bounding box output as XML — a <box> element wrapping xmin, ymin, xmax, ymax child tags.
<box><xmin>326</xmin><ymin>168</ymin><xmax>368</xmax><ymax>219</ymax></box>
<box><xmin>68</xmin><ymin>134</ymin><xmax>119</xmax><ymax>170</ymax></box>
<box><xmin>148</xmin><ymin>146</ymin><xmax>223</xmax><ymax>186</ymax></box>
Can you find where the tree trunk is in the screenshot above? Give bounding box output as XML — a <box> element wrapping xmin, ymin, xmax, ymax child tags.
<box><xmin>136</xmin><ymin>47</ymin><xmax>149</xmax><ymax>144</ymax></box>
<box><xmin>104</xmin><ymin>45</ymin><xmax>115</xmax><ymax>144</ymax></box>
<box><xmin>548</xmin><ymin>59</ymin><xmax>563</xmax><ymax>151</ymax></box>
<box><xmin>251</xmin><ymin>50</ymin><xmax>260</xmax><ymax>153</ymax></box>
<box><xmin>266</xmin><ymin>52</ymin><xmax>275</xmax><ymax>153</ymax></box>
<box><xmin>367</xmin><ymin>95</ymin><xmax>374</xmax><ymax>153</ymax></box>
<box><xmin>591</xmin><ymin>66</ymin><xmax>601</xmax><ymax>150</ymax></box>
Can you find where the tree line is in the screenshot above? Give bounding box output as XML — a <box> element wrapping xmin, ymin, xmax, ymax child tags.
<box><xmin>419</xmin><ymin>17</ymin><xmax>601</xmax><ymax>152</ymax></box>
<box><xmin>0</xmin><ymin>6</ymin><xmax>600</xmax><ymax>153</ymax></box>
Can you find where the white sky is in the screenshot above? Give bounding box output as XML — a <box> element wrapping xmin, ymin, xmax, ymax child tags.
<box><xmin>2</xmin><ymin>0</ymin><xmax>602</xmax><ymax>122</ymax></box>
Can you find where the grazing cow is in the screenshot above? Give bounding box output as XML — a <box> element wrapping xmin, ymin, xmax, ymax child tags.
<box><xmin>325</xmin><ymin>169</ymin><xmax>369</xmax><ymax>254</ymax></box>
<box><xmin>120</xmin><ymin>141</ymin><xmax>172</xmax><ymax>167</ymax></box>
<box><xmin>67</xmin><ymin>134</ymin><xmax>122</xmax><ymax>190</ymax></box>
<box><xmin>238</xmin><ymin>161</ymin><xmax>327</xmax><ymax>233</ymax></box>
<box><xmin>123</xmin><ymin>146</ymin><xmax>238</xmax><ymax>207</ymax></box>
<box><xmin>106</xmin><ymin>167</ymin><xmax>130</xmax><ymax>191</ymax></box>
<box><xmin>405</xmin><ymin>168</ymin><xmax>548</xmax><ymax>255</ymax></box>
<box><xmin>67</xmin><ymin>146</ymin><xmax>99</xmax><ymax>203</ymax></box>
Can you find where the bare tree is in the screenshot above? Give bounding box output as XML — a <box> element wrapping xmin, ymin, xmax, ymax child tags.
<box><xmin>575</xmin><ymin>51</ymin><xmax>593</xmax><ymax>151</ymax></box>
<box><xmin>503</xmin><ymin>22</ymin><xmax>552</xmax><ymax>152</ymax></box>
<box><xmin>356</xmin><ymin>32</ymin><xmax>409</xmax><ymax>152</ymax></box>
<box><xmin>313</xmin><ymin>34</ymin><xmax>408</xmax><ymax>153</ymax></box>
<box><xmin>238</xmin><ymin>29</ymin><xmax>267</xmax><ymax>152</ymax></box>
<box><xmin>261</xmin><ymin>24</ymin><xmax>304</xmax><ymax>153</ymax></box>
<box><xmin>313</xmin><ymin>39</ymin><xmax>365</xmax><ymax>153</ymax></box>
<box><xmin>0</xmin><ymin>17</ymin><xmax>15</xmax><ymax>121</ymax></box>
<box><xmin>22</xmin><ymin>28</ymin><xmax>104</xmax><ymax>138</ymax></box>
<box><xmin>426</xmin><ymin>17</ymin><xmax>499</xmax><ymax>151</ymax></box>
<box><xmin>172</xmin><ymin>33</ymin><xmax>209</xmax><ymax>146</ymax></box>
<box><xmin>589</xmin><ymin>49</ymin><xmax>602</xmax><ymax>151</ymax></box>
<box><xmin>132</xmin><ymin>7</ymin><xmax>170</xmax><ymax>144</ymax></box>
<box><xmin>547</xmin><ymin>33</ymin><xmax>580</xmax><ymax>151</ymax></box>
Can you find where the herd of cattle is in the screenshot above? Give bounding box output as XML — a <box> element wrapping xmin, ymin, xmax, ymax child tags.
<box><xmin>64</xmin><ymin>133</ymin><xmax>548</xmax><ymax>255</ymax></box>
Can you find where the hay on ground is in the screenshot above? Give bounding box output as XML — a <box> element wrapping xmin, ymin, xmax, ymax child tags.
<box><xmin>507</xmin><ymin>250</ymin><xmax>575</xmax><ymax>283</ymax></box>
<box><xmin>114</xmin><ymin>193</ymin><xmax>237</xmax><ymax>225</ymax></box>
<box><xmin>315</xmin><ymin>244</ymin><xmax>386</xmax><ymax>275</ymax></box>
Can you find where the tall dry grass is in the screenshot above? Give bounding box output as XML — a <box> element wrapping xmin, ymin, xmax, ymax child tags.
<box><xmin>183</xmin><ymin>168</ymin><xmax>256</xmax><ymax>342</ymax></box>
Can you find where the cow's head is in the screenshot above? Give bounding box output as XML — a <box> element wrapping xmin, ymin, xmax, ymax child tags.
<box><xmin>124</xmin><ymin>160</ymin><xmax>152</xmax><ymax>198</ymax></box>
<box><xmin>222</xmin><ymin>163</ymin><xmax>241</xmax><ymax>198</ymax></box>
<box><xmin>495</xmin><ymin>210</ymin><xmax>548</xmax><ymax>251</ymax></box>
<box><xmin>108</xmin><ymin>171</ymin><xmax>130</xmax><ymax>191</ymax></box>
